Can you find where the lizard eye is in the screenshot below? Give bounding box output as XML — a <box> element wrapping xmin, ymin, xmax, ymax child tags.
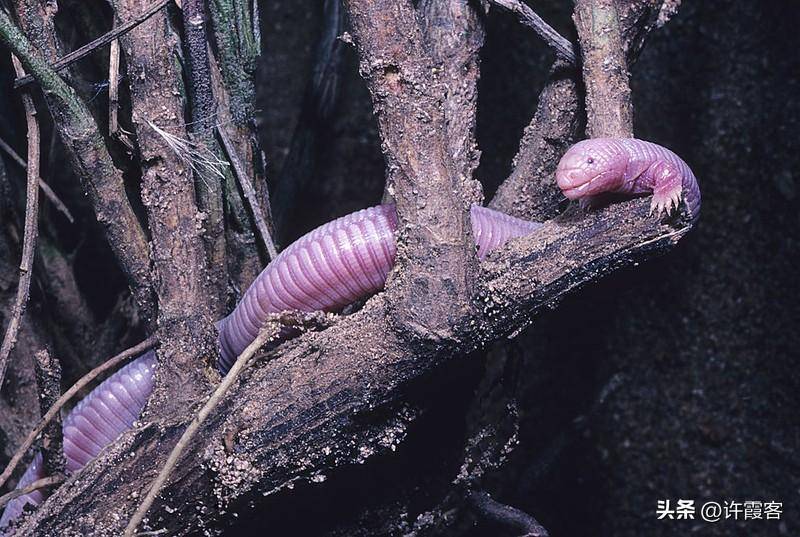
<box><xmin>587</xmin><ymin>157</ymin><xmax>595</xmax><ymax>164</ymax></box>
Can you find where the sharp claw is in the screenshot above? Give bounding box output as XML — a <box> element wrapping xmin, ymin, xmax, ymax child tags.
<box><xmin>674</xmin><ymin>190</ymin><xmax>684</xmax><ymax>212</ymax></box>
<box><xmin>651</xmin><ymin>186</ymin><xmax>683</xmax><ymax>217</ymax></box>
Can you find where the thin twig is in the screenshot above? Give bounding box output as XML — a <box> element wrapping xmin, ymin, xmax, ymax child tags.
<box><xmin>0</xmin><ymin>55</ymin><xmax>41</xmax><ymax>391</ymax></box>
<box><xmin>488</xmin><ymin>0</ymin><xmax>576</xmax><ymax>64</ymax></box>
<box><xmin>468</xmin><ymin>490</ymin><xmax>549</xmax><ymax>537</ymax></box>
<box><xmin>33</xmin><ymin>349</ymin><xmax>65</xmax><ymax>476</ymax></box>
<box><xmin>108</xmin><ymin>34</ymin><xmax>121</xmax><ymax>136</ymax></box>
<box><xmin>0</xmin><ymin>336</ymin><xmax>157</xmax><ymax>491</ymax></box>
<box><xmin>216</xmin><ymin>125</ymin><xmax>278</xmax><ymax>259</ymax></box>
<box><xmin>0</xmin><ymin>135</ymin><xmax>27</xmax><ymax>168</ymax></box>
<box><xmin>108</xmin><ymin>30</ymin><xmax>136</xmax><ymax>152</ymax></box>
<box><xmin>13</xmin><ymin>0</ymin><xmax>174</xmax><ymax>88</ymax></box>
<box><xmin>36</xmin><ymin>180</ymin><xmax>74</xmax><ymax>223</ymax></box>
<box><xmin>0</xmin><ymin>476</ymin><xmax>65</xmax><ymax>510</ymax></box>
<box><xmin>123</xmin><ymin>325</ymin><xmax>276</xmax><ymax>537</ymax></box>
<box><xmin>0</xmin><ymin>135</ymin><xmax>72</xmax><ymax>222</ymax></box>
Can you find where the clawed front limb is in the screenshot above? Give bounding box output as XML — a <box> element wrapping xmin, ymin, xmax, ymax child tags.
<box><xmin>647</xmin><ymin>159</ymin><xmax>684</xmax><ymax>216</ymax></box>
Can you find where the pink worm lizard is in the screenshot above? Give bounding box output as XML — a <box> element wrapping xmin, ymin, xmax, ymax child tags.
<box><xmin>556</xmin><ymin>138</ymin><xmax>701</xmax><ymax>220</ymax></box>
<box><xmin>0</xmin><ymin>138</ymin><xmax>699</xmax><ymax>530</ymax></box>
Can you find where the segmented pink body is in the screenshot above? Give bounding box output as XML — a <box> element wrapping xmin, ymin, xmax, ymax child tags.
<box><xmin>1</xmin><ymin>204</ymin><xmax>540</xmax><ymax>529</ymax></box>
<box><xmin>0</xmin><ymin>454</ymin><xmax>44</xmax><ymax>527</ymax></box>
<box><xmin>218</xmin><ymin>204</ymin><xmax>541</xmax><ymax>369</ymax></box>
<box><xmin>0</xmin><ymin>352</ymin><xmax>157</xmax><ymax>529</ymax></box>
<box><xmin>61</xmin><ymin>352</ymin><xmax>157</xmax><ymax>472</ymax></box>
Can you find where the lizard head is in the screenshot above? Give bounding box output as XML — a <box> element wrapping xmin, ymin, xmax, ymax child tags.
<box><xmin>556</xmin><ymin>139</ymin><xmax>627</xmax><ymax>200</ymax></box>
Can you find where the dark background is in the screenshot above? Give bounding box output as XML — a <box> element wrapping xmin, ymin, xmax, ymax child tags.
<box><xmin>254</xmin><ymin>0</ymin><xmax>799</xmax><ymax>536</ymax></box>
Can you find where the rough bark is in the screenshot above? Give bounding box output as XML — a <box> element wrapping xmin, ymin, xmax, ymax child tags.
<box><xmin>574</xmin><ymin>0</ymin><xmax>634</xmax><ymax>137</ymax></box>
<box><xmin>181</xmin><ymin>0</ymin><xmax>230</xmax><ymax>313</ymax></box>
<box><xmin>489</xmin><ymin>61</ymin><xmax>581</xmax><ymax>220</ymax></box>
<box><xmin>345</xmin><ymin>0</ymin><xmax>479</xmax><ymax>340</ymax></box>
<box><xmin>419</xmin><ymin>0</ymin><xmax>487</xmax><ymax>203</ymax></box>
<box><xmin>114</xmin><ymin>0</ymin><xmax>216</xmax><ymax>405</ymax></box>
<box><xmin>32</xmin><ymin>350</ymin><xmax>64</xmax><ymax>477</ymax></box>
